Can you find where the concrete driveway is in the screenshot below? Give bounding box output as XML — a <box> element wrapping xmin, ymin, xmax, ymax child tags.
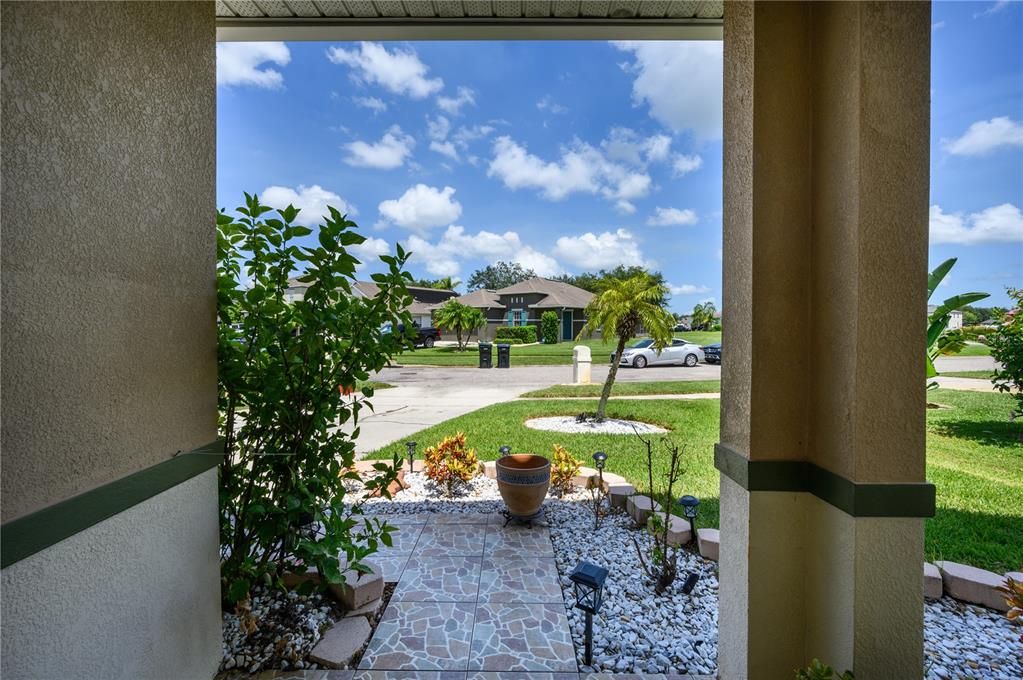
<box><xmin>349</xmin><ymin>360</ymin><xmax>720</xmax><ymax>454</ymax></box>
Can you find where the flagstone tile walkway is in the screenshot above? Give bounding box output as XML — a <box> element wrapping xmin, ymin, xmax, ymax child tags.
<box><xmin>359</xmin><ymin>512</ymin><xmax>577</xmax><ymax>674</ymax></box>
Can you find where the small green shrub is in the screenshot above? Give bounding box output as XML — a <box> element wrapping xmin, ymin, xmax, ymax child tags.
<box><xmin>795</xmin><ymin>659</ymin><xmax>853</xmax><ymax>680</ymax></box>
<box><xmin>550</xmin><ymin>444</ymin><xmax>581</xmax><ymax>496</ymax></box>
<box><xmin>424</xmin><ymin>433</ymin><xmax>480</xmax><ymax>497</ymax></box>
<box><xmin>495</xmin><ymin>325</ymin><xmax>537</xmax><ymax>343</ymax></box>
<box><xmin>990</xmin><ymin>288</ymin><xmax>1023</xmax><ymax>420</ymax></box>
<box><xmin>540</xmin><ymin>311</ymin><xmax>560</xmax><ymax>344</ymax></box>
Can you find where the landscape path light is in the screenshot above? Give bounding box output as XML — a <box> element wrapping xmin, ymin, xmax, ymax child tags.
<box><xmin>568</xmin><ymin>560</ymin><xmax>609</xmax><ymax>667</ymax></box>
<box><xmin>678</xmin><ymin>494</ymin><xmax>700</xmax><ymax>542</ymax></box>
<box><xmin>592</xmin><ymin>450</ymin><xmax>607</xmax><ymax>487</ymax></box>
<box><xmin>405</xmin><ymin>441</ymin><xmax>417</xmax><ymax>471</ymax></box>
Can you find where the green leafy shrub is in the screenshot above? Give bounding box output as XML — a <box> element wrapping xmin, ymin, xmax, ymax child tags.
<box><xmin>495</xmin><ymin>325</ymin><xmax>537</xmax><ymax>343</ymax></box>
<box><xmin>795</xmin><ymin>659</ymin><xmax>853</xmax><ymax>680</ymax></box>
<box><xmin>541</xmin><ymin>311</ymin><xmax>560</xmax><ymax>344</ymax></box>
<box><xmin>549</xmin><ymin>444</ymin><xmax>581</xmax><ymax>496</ymax></box>
<box><xmin>424</xmin><ymin>433</ymin><xmax>480</xmax><ymax>496</ymax></box>
<box><xmin>990</xmin><ymin>288</ymin><xmax>1023</xmax><ymax>420</ymax></box>
<box><xmin>218</xmin><ymin>193</ymin><xmax>411</xmax><ymax>606</ymax></box>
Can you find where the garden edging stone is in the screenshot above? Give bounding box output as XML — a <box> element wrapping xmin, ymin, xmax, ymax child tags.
<box><xmin>935</xmin><ymin>560</ymin><xmax>1009</xmax><ymax>612</ymax></box>
<box><xmin>307</xmin><ymin>616</ymin><xmax>371</xmax><ymax>669</ymax></box>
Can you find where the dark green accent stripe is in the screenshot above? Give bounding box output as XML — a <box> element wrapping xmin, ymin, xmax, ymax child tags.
<box><xmin>1</xmin><ymin>439</ymin><xmax>224</xmax><ymax>569</ymax></box>
<box><xmin>715</xmin><ymin>443</ymin><xmax>935</xmax><ymax>518</ymax></box>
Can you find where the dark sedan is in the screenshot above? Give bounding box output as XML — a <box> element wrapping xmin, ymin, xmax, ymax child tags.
<box><xmin>702</xmin><ymin>343</ymin><xmax>721</xmax><ymax>364</ymax></box>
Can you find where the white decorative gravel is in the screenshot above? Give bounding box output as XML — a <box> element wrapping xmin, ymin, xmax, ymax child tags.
<box><xmin>524</xmin><ymin>415</ymin><xmax>668</xmax><ymax>435</ymax></box>
<box><xmin>924</xmin><ymin>596</ymin><xmax>1022</xmax><ymax>679</ymax></box>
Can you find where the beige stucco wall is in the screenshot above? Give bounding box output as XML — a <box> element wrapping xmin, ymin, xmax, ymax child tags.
<box><xmin>1</xmin><ymin>1</ymin><xmax>217</xmax><ymax>520</ymax></box>
<box><xmin>1</xmin><ymin>468</ymin><xmax>222</xmax><ymax>680</ymax></box>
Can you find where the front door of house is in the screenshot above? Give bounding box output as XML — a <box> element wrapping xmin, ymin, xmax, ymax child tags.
<box><xmin>562</xmin><ymin>310</ymin><xmax>573</xmax><ymax>341</ymax></box>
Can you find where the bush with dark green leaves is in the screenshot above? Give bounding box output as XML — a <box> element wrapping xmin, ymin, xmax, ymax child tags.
<box><xmin>495</xmin><ymin>325</ymin><xmax>537</xmax><ymax>343</ymax></box>
<box><xmin>990</xmin><ymin>287</ymin><xmax>1023</xmax><ymax>420</ymax></box>
<box><xmin>217</xmin><ymin>193</ymin><xmax>411</xmax><ymax>606</ymax></box>
<box><xmin>541</xmin><ymin>311</ymin><xmax>559</xmax><ymax>344</ymax></box>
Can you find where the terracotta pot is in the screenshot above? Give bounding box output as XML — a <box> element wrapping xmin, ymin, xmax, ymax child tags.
<box><xmin>495</xmin><ymin>454</ymin><xmax>551</xmax><ymax>517</ymax></box>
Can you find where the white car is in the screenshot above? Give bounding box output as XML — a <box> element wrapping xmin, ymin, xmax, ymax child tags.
<box><xmin>612</xmin><ymin>338</ymin><xmax>705</xmax><ymax>368</ymax></box>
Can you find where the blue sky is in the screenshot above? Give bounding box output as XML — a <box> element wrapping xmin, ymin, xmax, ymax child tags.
<box><xmin>217</xmin><ymin>2</ymin><xmax>1021</xmax><ymax>310</ymax></box>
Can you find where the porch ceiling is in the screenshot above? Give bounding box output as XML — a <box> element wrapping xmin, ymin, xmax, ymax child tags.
<box><xmin>216</xmin><ymin>1</ymin><xmax>724</xmax><ymax>40</ymax></box>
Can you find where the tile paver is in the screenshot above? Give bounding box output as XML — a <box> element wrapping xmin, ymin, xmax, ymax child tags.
<box><xmin>478</xmin><ymin>557</ymin><xmax>564</xmax><ymax>604</ymax></box>
<box><xmin>358</xmin><ymin>513</ymin><xmax>577</xmax><ymax>675</ymax></box>
<box><xmin>394</xmin><ymin>556</ymin><xmax>483</xmax><ymax>602</ymax></box>
<box><xmin>359</xmin><ymin>602</ymin><xmax>475</xmax><ymax>671</ymax></box>
<box><xmin>469</xmin><ymin>603</ymin><xmax>576</xmax><ymax>672</ymax></box>
<box><xmin>415</xmin><ymin>524</ymin><xmax>488</xmax><ymax>557</ymax></box>
<box><xmin>483</xmin><ymin>524</ymin><xmax>555</xmax><ymax>558</ymax></box>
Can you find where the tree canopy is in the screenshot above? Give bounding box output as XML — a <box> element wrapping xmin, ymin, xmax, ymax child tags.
<box><xmin>466</xmin><ymin>261</ymin><xmax>536</xmax><ymax>291</ymax></box>
<box><xmin>411</xmin><ymin>276</ymin><xmax>460</xmax><ymax>290</ymax></box>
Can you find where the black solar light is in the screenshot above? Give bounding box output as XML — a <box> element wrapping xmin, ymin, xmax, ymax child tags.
<box><xmin>405</xmin><ymin>441</ymin><xmax>417</xmax><ymax>470</ymax></box>
<box><xmin>499</xmin><ymin>445</ymin><xmax>512</xmax><ymax>457</ymax></box>
<box><xmin>678</xmin><ymin>495</ymin><xmax>700</xmax><ymax>541</ymax></box>
<box><xmin>568</xmin><ymin>561</ymin><xmax>609</xmax><ymax>666</ymax></box>
<box><xmin>592</xmin><ymin>450</ymin><xmax>607</xmax><ymax>487</ymax></box>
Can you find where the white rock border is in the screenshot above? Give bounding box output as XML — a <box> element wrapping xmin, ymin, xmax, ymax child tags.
<box><xmin>524</xmin><ymin>415</ymin><xmax>668</xmax><ymax>434</ymax></box>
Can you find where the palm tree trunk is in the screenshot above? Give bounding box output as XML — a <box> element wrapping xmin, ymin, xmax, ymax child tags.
<box><xmin>597</xmin><ymin>335</ymin><xmax>627</xmax><ymax>420</ymax></box>
<box><xmin>456</xmin><ymin>328</ymin><xmax>463</xmax><ymax>351</ymax></box>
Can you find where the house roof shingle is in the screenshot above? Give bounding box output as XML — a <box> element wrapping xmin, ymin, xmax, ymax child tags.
<box><xmin>453</xmin><ymin>288</ymin><xmax>503</xmax><ymax>309</ymax></box>
<box><xmin>498</xmin><ymin>277</ymin><xmax>594</xmax><ymax>309</ymax></box>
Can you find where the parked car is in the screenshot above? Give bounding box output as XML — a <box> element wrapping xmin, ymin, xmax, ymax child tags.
<box><xmin>702</xmin><ymin>343</ymin><xmax>721</xmax><ymax>364</ymax></box>
<box><xmin>673</xmin><ymin>321</ymin><xmax>691</xmax><ymax>332</ymax></box>
<box><xmin>383</xmin><ymin>323</ymin><xmax>441</xmax><ymax>348</ymax></box>
<box><xmin>611</xmin><ymin>338</ymin><xmax>705</xmax><ymax>368</ymax></box>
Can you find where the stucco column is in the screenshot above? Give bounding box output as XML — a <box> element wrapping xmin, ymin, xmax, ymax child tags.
<box><xmin>719</xmin><ymin>3</ymin><xmax>933</xmax><ymax>678</ymax></box>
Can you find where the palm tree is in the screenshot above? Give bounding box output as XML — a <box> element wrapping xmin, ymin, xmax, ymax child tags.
<box><xmin>927</xmin><ymin>257</ymin><xmax>988</xmax><ymax>387</ymax></box>
<box><xmin>579</xmin><ymin>274</ymin><xmax>675</xmax><ymax>420</ymax></box>
<box><xmin>434</xmin><ymin>299</ymin><xmax>485</xmax><ymax>351</ymax></box>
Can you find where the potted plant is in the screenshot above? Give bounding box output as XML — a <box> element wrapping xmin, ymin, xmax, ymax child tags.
<box><xmin>495</xmin><ymin>449</ymin><xmax>551</xmax><ymax>518</ymax></box>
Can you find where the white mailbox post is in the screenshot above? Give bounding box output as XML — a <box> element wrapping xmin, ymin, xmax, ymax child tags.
<box><xmin>572</xmin><ymin>345</ymin><xmax>592</xmax><ymax>384</ymax></box>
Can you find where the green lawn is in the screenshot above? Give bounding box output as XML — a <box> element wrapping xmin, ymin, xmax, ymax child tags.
<box><xmin>923</xmin><ymin>389</ymin><xmax>1022</xmax><ymax>573</ymax></box>
<box><xmin>396</xmin><ymin>332</ymin><xmax>722</xmax><ymax>366</ymax></box>
<box><xmin>520</xmin><ymin>380</ymin><xmax>721</xmax><ymax>398</ymax></box>
<box><xmin>939</xmin><ymin>371</ymin><xmax>996</xmax><ymax>380</ymax></box>
<box><xmin>952</xmin><ymin>341</ymin><xmax>992</xmax><ymax>357</ymax></box>
<box><xmin>365</xmin><ymin>389</ymin><xmax>1022</xmax><ymax>572</ymax></box>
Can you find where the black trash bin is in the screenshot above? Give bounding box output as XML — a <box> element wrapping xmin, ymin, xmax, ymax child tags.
<box><xmin>497</xmin><ymin>343</ymin><xmax>511</xmax><ymax>369</ymax></box>
<box><xmin>479</xmin><ymin>342</ymin><xmax>493</xmax><ymax>368</ymax></box>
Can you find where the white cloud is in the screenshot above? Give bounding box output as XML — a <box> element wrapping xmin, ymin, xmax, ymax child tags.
<box><xmin>932</xmin><ymin>20</ymin><xmax>946</xmax><ymax>31</ymax></box>
<box><xmin>672</xmin><ymin>153</ymin><xmax>703</xmax><ymax>176</ymax></box>
<box><xmin>260</xmin><ymin>184</ymin><xmax>356</xmax><ymax>225</ymax></box>
<box><xmin>452</xmin><ymin>124</ymin><xmax>495</xmax><ymax>148</ymax></box>
<box><xmin>929</xmin><ymin>203</ymin><xmax>1023</xmax><ymax>245</ymax></box>
<box><xmin>217</xmin><ymin>42</ymin><xmax>290</xmax><ymax>89</ymax></box>
<box><xmin>343</xmin><ymin>126</ymin><xmax>415</xmax><ymax>169</ymax></box>
<box><xmin>537</xmin><ymin>96</ymin><xmax>568</xmax><ymax>114</ymax></box>
<box><xmin>326</xmin><ymin>42</ymin><xmax>443</xmax><ymax>98</ymax></box>
<box><xmin>941</xmin><ymin>117</ymin><xmax>1023</xmax><ymax>156</ymax></box>
<box><xmin>488</xmin><ymin>135</ymin><xmax>654</xmax><ymax>210</ymax></box>
<box><xmin>348</xmin><ymin>237</ymin><xmax>391</xmax><ymax>271</ymax></box>
<box><xmin>437</xmin><ymin>86</ymin><xmax>476</xmax><ymax>115</ymax></box>
<box><xmin>488</xmin><ymin>136</ymin><xmax>601</xmax><ymax>200</ymax></box>
<box><xmin>427</xmin><ymin>115</ymin><xmax>452</xmax><ymax>141</ymax></box>
<box><xmin>379</xmin><ymin>184</ymin><xmax>462</xmax><ymax>230</ymax></box>
<box><xmin>429</xmin><ymin>141</ymin><xmax>457</xmax><ymax>161</ymax></box>
<box><xmin>601</xmin><ymin>127</ymin><xmax>672</xmax><ymax>166</ymax></box>
<box><xmin>613</xmin><ymin>41</ymin><xmax>723</xmax><ymax>140</ymax></box>
<box><xmin>404</xmin><ymin>225</ymin><xmax>560</xmax><ymax>278</ymax></box>
<box><xmin>553</xmin><ymin>229</ymin><xmax>648</xmax><ymax>269</ymax></box>
<box><xmin>974</xmin><ymin>1</ymin><xmax>1009</xmax><ymax>19</ymax></box>
<box><xmin>669</xmin><ymin>283</ymin><xmax>711</xmax><ymax>295</ymax></box>
<box><xmin>352</xmin><ymin>96</ymin><xmax>387</xmax><ymax>113</ymax></box>
<box><xmin>647</xmin><ymin>207</ymin><xmax>698</xmax><ymax>227</ymax></box>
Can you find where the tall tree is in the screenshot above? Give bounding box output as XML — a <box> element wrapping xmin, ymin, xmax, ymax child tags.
<box><xmin>467</xmin><ymin>261</ymin><xmax>536</xmax><ymax>291</ymax></box>
<box><xmin>411</xmin><ymin>276</ymin><xmax>460</xmax><ymax>290</ymax></box>
<box><xmin>555</xmin><ymin>266</ymin><xmax>668</xmax><ymax>300</ymax></box>
<box><xmin>691</xmin><ymin>301</ymin><xmax>717</xmax><ymax>330</ymax></box>
<box><xmin>579</xmin><ymin>274</ymin><xmax>674</xmax><ymax>420</ymax></box>
<box><xmin>434</xmin><ymin>299</ymin><xmax>486</xmax><ymax>351</ymax></box>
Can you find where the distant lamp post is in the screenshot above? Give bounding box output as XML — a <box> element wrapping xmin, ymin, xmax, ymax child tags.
<box><xmin>499</xmin><ymin>445</ymin><xmax>512</xmax><ymax>458</ymax></box>
<box><xmin>405</xmin><ymin>441</ymin><xmax>417</xmax><ymax>471</ymax></box>
<box><xmin>678</xmin><ymin>495</ymin><xmax>700</xmax><ymax>541</ymax></box>
<box><xmin>568</xmin><ymin>561</ymin><xmax>609</xmax><ymax>667</ymax></box>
